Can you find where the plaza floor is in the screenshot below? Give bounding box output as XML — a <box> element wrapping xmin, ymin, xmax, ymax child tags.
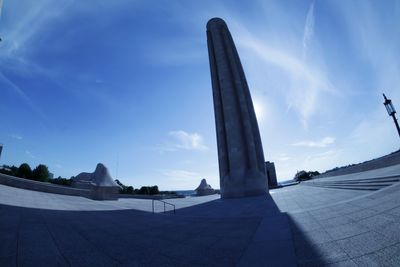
<box><xmin>1</xmin><ymin>165</ymin><xmax>400</xmax><ymax>266</ymax></box>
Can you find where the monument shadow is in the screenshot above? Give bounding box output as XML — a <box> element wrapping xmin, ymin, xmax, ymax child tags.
<box><xmin>0</xmin><ymin>193</ymin><xmax>327</xmax><ymax>266</ymax></box>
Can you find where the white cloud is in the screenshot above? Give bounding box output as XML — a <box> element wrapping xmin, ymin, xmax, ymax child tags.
<box><xmin>168</xmin><ymin>130</ymin><xmax>208</xmax><ymax>151</ymax></box>
<box><xmin>0</xmin><ymin>72</ymin><xmax>47</xmax><ymax>121</ymax></box>
<box><xmin>161</xmin><ymin>169</ymin><xmax>200</xmax><ymax>188</ymax></box>
<box><xmin>302</xmin><ymin>1</ymin><xmax>315</xmax><ymax>59</ymax></box>
<box><xmin>302</xmin><ymin>149</ymin><xmax>343</xmax><ymax>170</ymax></box>
<box><xmin>55</xmin><ymin>163</ymin><xmax>62</xmax><ymax>169</ymax></box>
<box><xmin>161</xmin><ymin>169</ymin><xmax>200</xmax><ymax>180</ymax></box>
<box><xmin>334</xmin><ymin>1</ymin><xmax>400</xmax><ymax>101</ymax></box>
<box><xmin>276</xmin><ymin>154</ymin><xmax>291</xmax><ymax>162</ymax></box>
<box><xmin>292</xmin><ymin>136</ymin><xmax>335</xmax><ymax>148</ymax></box>
<box><xmin>0</xmin><ymin>0</ymin><xmax>68</xmax><ymax>59</ymax></box>
<box><xmin>9</xmin><ymin>134</ymin><xmax>22</xmax><ymax>140</ymax></box>
<box><xmin>237</xmin><ymin>27</ymin><xmax>336</xmax><ymax>127</ymax></box>
<box><xmin>25</xmin><ymin>150</ymin><xmax>36</xmax><ymax>159</ymax></box>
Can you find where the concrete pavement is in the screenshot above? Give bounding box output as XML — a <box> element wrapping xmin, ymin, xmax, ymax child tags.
<box><xmin>1</xmin><ymin>165</ymin><xmax>400</xmax><ymax>266</ymax></box>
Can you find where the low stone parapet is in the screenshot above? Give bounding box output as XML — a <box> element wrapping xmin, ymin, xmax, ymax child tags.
<box><xmin>0</xmin><ymin>173</ymin><xmax>91</xmax><ymax>198</ymax></box>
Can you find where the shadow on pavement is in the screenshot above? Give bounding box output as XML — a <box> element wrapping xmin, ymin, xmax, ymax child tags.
<box><xmin>0</xmin><ymin>193</ymin><xmax>324</xmax><ymax>266</ymax></box>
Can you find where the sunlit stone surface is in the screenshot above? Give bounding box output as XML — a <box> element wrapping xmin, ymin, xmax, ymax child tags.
<box><xmin>72</xmin><ymin>163</ymin><xmax>120</xmax><ymax>200</ymax></box>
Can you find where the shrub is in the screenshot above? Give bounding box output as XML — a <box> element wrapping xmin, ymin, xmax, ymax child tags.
<box><xmin>32</xmin><ymin>164</ymin><xmax>50</xmax><ymax>182</ymax></box>
<box><xmin>17</xmin><ymin>163</ymin><xmax>32</xmax><ymax>179</ymax></box>
<box><xmin>149</xmin><ymin>186</ymin><xmax>159</xmax><ymax>195</ymax></box>
<box><xmin>0</xmin><ymin>165</ymin><xmax>18</xmax><ymax>176</ymax></box>
<box><xmin>126</xmin><ymin>186</ymin><xmax>134</xmax><ymax>194</ymax></box>
<box><xmin>294</xmin><ymin>170</ymin><xmax>320</xmax><ymax>182</ymax></box>
<box><xmin>49</xmin><ymin>177</ymin><xmax>72</xmax><ymax>186</ymax></box>
<box><xmin>139</xmin><ymin>186</ymin><xmax>150</xmax><ymax>195</ymax></box>
<box><xmin>138</xmin><ymin>186</ymin><xmax>159</xmax><ymax>195</ymax></box>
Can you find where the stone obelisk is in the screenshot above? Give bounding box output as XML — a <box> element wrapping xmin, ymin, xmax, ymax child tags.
<box><xmin>207</xmin><ymin>18</ymin><xmax>268</xmax><ymax>198</ymax></box>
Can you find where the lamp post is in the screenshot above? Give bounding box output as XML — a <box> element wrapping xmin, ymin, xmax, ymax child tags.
<box><xmin>383</xmin><ymin>93</ymin><xmax>400</xmax><ymax>138</ymax></box>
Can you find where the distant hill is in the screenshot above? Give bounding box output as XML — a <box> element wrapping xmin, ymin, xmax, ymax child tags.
<box><xmin>315</xmin><ymin>149</ymin><xmax>400</xmax><ymax>179</ymax></box>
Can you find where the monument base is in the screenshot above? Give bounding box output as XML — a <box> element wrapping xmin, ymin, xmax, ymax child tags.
<box><xmin>220</xmin><ymin>170</ymin><xmax>269</xmax><ymax>199</ymax></box>
<box><xmin>90</xmin><ymin>186</ymin><xmax>120</xmax><ymax>200</ymax></box>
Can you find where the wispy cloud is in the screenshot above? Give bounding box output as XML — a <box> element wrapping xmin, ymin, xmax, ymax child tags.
<box><xmin>276</xmin><ymin>154</ymin><xmax>291</xmax><ymax>162</ymax></box>
<box><xmin>169</xmin><ymin>130</ymin><xmax>208</xmax><ymax>151</ymax></box>
<box><xmin>0</xmin><ymin>72</ymin><xmax>48</xmax><ymax>122</ymax></box>
<box><xmin>158</xmin><ymin>169</ymin><xmax>205</xmax><ymax>189</ymax></box>
<box><xmin>333</xmin><ymin>1</ymin><xmax>400</xmax><ymax>100</ymax></box>
<box><xmin>302</xmin><ymin>1</ymin><xmax>315</xmax><ymax>59</ymax></box>
<box><xmin>25</xmin><ymin>150</ymin><xmax>36</xmax><ymax>159</ymax></box>
<box><xmin>55</xmin><ymin>163</ymin><xmax>62</xmax><ymax>169</ymax></box>
<box><xmin>236</xmin><ymin>26</ymin><xmax>336</xmax><ymax>127</ymax></box>
<box><xmin>0</xmin><ymin>0</ymin><xmax>69</xmax><ymax>59</ymax></box>
<box><xmin>9</xmin><ymin>134</ymin><xmax>23</xmax><ymax>140</ymax></box>
<box><xmin>161</xmin><ymin>169</ymin><xmax>200</xmax><ymax>180</ymax></box>
<box><xmin>292</xmin><ymin>136</ymin><xmax>335</xmax><ymax>148</ymax></box>
<box><xmin>156</xmin><ymin>130</ymin><xmax>208</xmax><ymax>152</ymax></box>
<box><xmin>303</xmin><ymin>149</ymin><xmax>343</xmax><ymax>169</ymax></box>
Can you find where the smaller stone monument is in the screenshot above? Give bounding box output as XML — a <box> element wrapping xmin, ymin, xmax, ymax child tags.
<box><xmin>265</xmin><ymin>161</ymin><xmax>278</xmax><ymax>188</ymax></box>
<box><xmin>72</xmin><ymin>163</ymin><xmax>120</xmax><ymax>200</ymax></box>
<box><xmin>195</xmin><ymin>179</ymin><xmax>216</xmax><ymax>196</ymax></box>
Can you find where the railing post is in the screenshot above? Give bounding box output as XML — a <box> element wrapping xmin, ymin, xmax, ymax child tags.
<box><xmin>152</xmin><ymin>199</ymin><xmax>175</xmax><ymax>215</ymax></box>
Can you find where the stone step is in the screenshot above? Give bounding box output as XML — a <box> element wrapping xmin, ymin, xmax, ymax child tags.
<box><xmin>308</xmin><ymin>181</ymin><xmax>395</xmax><ymax>187</ymax></box>
<box><xmin>303</xmin><ymin>174</ymin><xmax>400</xmax><ymax>191</ymax></box>
<box><xmin>312</xmin><ymin>175</ymin><xmax>400</xmax><ymax>184</ymax></box>
<box><xmin>303</xmin><ymin>178</ymin><xmax>400</xmax><ymax>191</ymax></box>
<box><xmin>309</xmin><ymin>185</ymin><xmax>384</xmax><ymax>191</ymax></box>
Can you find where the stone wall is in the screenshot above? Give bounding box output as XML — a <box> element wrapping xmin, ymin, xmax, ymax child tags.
<box><xmin>0</xmin><ymin>173</ymin><xmax>91</xmax><ymax>198</ymax></box>
<box><xmin>315</xmin><ymin>150</ymin><xmax>400</xmax><ymax>179</ymax></box>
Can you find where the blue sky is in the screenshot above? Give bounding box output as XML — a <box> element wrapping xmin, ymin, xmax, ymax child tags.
<box><xmin>0</xmin><ymin>0</ymin><xmax>399</xmax><ymax>190</ymax></box>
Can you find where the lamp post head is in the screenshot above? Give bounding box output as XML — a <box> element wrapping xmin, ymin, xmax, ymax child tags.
<box><xmin>383</xmin><ymin>93</ymin><xmax>396</xmax><ymax>116</ymax></box>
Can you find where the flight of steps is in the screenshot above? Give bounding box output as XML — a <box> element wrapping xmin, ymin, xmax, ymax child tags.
<box><xmin>303</xmin><ymin>174</ymin><xmax>400</xmax><ymax>191</ymax></box>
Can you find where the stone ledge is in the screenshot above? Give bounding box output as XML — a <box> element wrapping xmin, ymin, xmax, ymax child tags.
<box><xmin>0</xmin><ymin>173</ymin><xmax>120</xmax><ymax>200</ymax></box>
<box><xmin>0</xmin><ymin>173</ymin><xmax>91</xmax><ymax>198</ymax></box>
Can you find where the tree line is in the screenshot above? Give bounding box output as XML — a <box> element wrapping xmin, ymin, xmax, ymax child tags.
<box><xmin>0</xmin><ymin>163</ymin><xmax>72</xmax><ymax>186</ymax></box>
<box><xmin>0</xmin><ymin>163</ymin><xmax>50</xmax><ymax>182</ymax></box>
<box><xmin>1</xmin><ymin>164</ymin><xmax>175</xmax><ymax>195</ymax></box>
<box><xmin>115</xmin><ymin>179</ymin><xmax>162</xmax><ymax>195</ymax></box>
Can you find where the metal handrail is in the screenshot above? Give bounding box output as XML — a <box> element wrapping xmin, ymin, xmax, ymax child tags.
<box><xmin>152</xmin><ymin>199</ymin><xmax>176</xmax><ymax>214</ymax></box>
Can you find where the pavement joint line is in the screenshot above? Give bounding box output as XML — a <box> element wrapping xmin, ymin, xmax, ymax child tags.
<box><xmin>235</xmin><ymin>216</ymin><xmax>264</xmax><ymax>264</ymax></box>
<box><xmin>41</xmin><ymin>211</ymin><xmax>71</xmax><ymax>267</ymax></box>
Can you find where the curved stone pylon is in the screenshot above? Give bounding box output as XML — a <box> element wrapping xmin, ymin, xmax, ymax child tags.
<box><xmin>207</xmin><ymin>17</ymin><xmax>268</xmax><ymax>198</ymax></box>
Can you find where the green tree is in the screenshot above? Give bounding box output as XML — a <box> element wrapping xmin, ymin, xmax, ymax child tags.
<box><xmin>294</xmin><ymin>170</ymin><xmax>320</xmax><ymax>182</ymax></box>
<box><xmin>17</xmin><ymin>163</ymin><xmax>32</xmax><ymax>179</ymax></box>
<box><xmin>126</xmin><ymin>186</ymin><xmax>134</xmax><ymax>194</ymax></box>
<box><xmin>32</xmin><ymin>164</ymin><xmax>50</xmax><ymax>182</ymax></box>
<box><xmin>10</xmin><ymin>165</ymin><xmax>18</xmax><ymax>176</ymax></box>
<box><xmin>149</xmin><ymin>186</ymin><xmax>159</xmax><ymax>195</ymax></box>
<box><xmin>0</xmin><ymin>165</ymin><xmax>18</xmax><ymax>176</ymax></box>
<box><xmin>139</xmin><ymin>186</ymin><xmax>150</xmax><ymax>195</ymax></box>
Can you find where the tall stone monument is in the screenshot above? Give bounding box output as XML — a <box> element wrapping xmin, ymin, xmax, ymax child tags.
<box><xmin>207</xmin><ymin>18</ymin><xmax>268</xmax><ymax>198</ymax></box>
